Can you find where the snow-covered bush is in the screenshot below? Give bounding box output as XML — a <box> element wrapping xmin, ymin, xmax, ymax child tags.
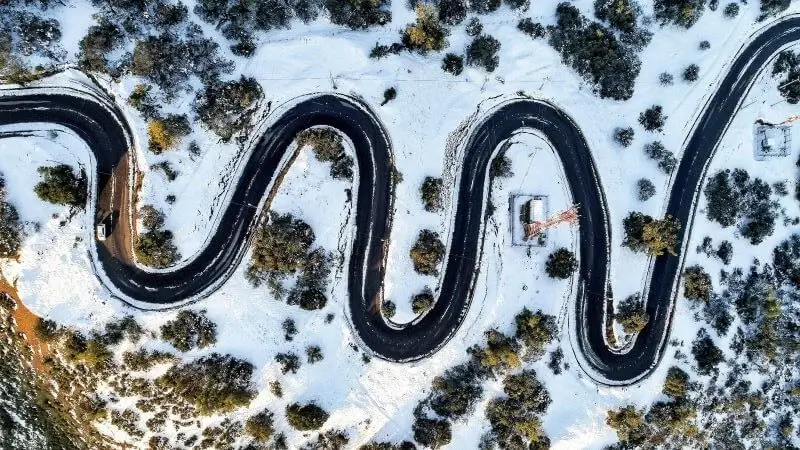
<box><xmin>160</xmin><ymin>310</ymin><xmax>217</xmax><ymax>352</ymax></box>
<box><xmin>285</xmin><ymin>402</ymin><xmax>329</xmax><ymax>431</ymax></box>
<box><xmin>544</xmin><ymin>248</ymin><xmax>577</xmax><ymax>279</ymax></box>
<box><xmin>409</xmin><ymin>229</ymin><xmax>446</xmax><ymax>276</ymax></box>
<box><xmin>34</xmin><ymin>164</ymin><xmax>87</xmax><ymax>208</ymax></box>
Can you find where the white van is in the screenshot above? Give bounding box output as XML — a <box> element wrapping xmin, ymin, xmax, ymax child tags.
<box><xmin>96</xmin><ymin>223</ymin><xmax>107</xmax><ymax>241</ymax></box>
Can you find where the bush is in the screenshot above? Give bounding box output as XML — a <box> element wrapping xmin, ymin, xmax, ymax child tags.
<box><xmin>382</xmin><ymin>87</ymin><xmax>397</xmax><ymax>105</ymax></box>
<box><xmin>34</xmin><ymin>165</ymin><xmax>87</xmax><ymax>208</ymax></box>
<box><xmin>122</xmin><ymin>349</ymin><xmax>174</xmax><ymax>371</ymax></box>
<box><xmin>195</xmin><ymin>76</ymin><xmax>262</xmax><ymax>141</ymax></box>
<box><xmin>34</xmin><ymin>318</ymin><xmax>59</xmax><ymax>341</ymax></box>
<box><xmin>616</xmin><ymin>294</ymin><xmax>649</xmax><ymax>333</ymax></box>
<box><xmin>654</xmin><ymin>0</ymin><xmax>706</xmax><ymax>28</ymax></box>
<box><xmin>147</xmin><ymin>114</ymin><xmax>190</xmax><ymax>154</ymax></box>
<box><xmin>639</xmin><ymin>105</ymin><xmax>666</xmax><ymax>132</ymax></box>
<box><xmin>275</xmin><ymin>352</ymin><xmax>300</xmax><ymax>374</ymax></box>
<box><xmin>683</xmin><ymin>265</ymin><xmax>711</xmax><ymax>301</ymax></box>
<box><xmin>547</xmin><ymin>3</ymin><xmax>641</xmax><ymax>100</ymax></box>
<box><xmin>643</xmin><ymin>141</ymin><xmax>677</xmax><ymax>174</ymax></box>
<box><xmin>247</xmin><ymin>213</ymin><xmax>314</xmax><ymax>284</ymax></box>
<box><xmin>139</xmin><ymin>205</ymin><xmax>165</xmax><ymax>230</ymax></box>
<box><xmin>759</xmin><ymin>0</ymin><xmax>790</xmax><ymax>18</ymax></box>
<box><xmin>296</xmin><ymin>128</ymin><xmax>353</xmax><ymax>180</ymax></box>
<box><xmin>98</xmin><ymin>315</ymin><xmax>143</xmax><ymax>345</ymax></box>
<box><xmin>0</xmin><ymin>177</ymin><xmax>22</xmax><ymax>259</ymax></box>
<box><xmin>135</xmin><ymin>229</ymin><xmax>180</xmax><ymax>268</ymax></box>
<box><xmin>441</xmin><ymin>53</ymin><xmax>464</xmax><ymax>75</ymax></box>
<box><xmin>466</xmin><ymin>34</ymin><xmax>500</xmax><ymax>72</ymax></box>
<box><xmin>402</xmin><ymin>4</ymin><xmax>448</xmax><ymax>53</ymax></box>
<box><xmin>704</xmin><ymin>169</ymin><xmax>778</xmax><ymax>244</ymax></box>
<box><xmin>683</xmin><ymin>64</ymin><xmax>700</xmax><ymax>82</ymax></box>
<box><xmin>244</xmin><ymin>409</ymin><xmax>275</xmax><ymax>442</ymax></box>
<box><xmin>160</xmin><ymin>310</ymin><xmax>217</xmax><ymax>352</ymax></box>
<box><xmin>485</xmin><ymin>370</ymin><xmax>551</xmax><ymax>447</ymax></box>
<box><xmin>285</xmin><ymin>402</ymin><xmax>329</xmax><ymax>431</ymax></box>
<box><xmin>306</xmin><ymin>345</ymin><xmax>323</xmax><ymax>363</ymax></box>
<box><xmin>772</xmin><ymin>51</ymin><xmax>799</xmax><ymax>104</ymax></box>
<box><xmin>490</xmin><ymin>154</ymin><xmax>513</xmax><ymax>178</ymax></box>
<box><xmin>773</xmin><ymin>234</ymin><xmax>800</xmax><ymax>288</ymax></box>
<box><xmin>614</xmin><ymin>127</ymin><xmax>635</xmax><ymax>147</ymax></box>
<box><xmin>465</xmin><ymin>17</ymin><xmax>482</xmax><ymax>37</ymax></box>
<box><xmin>622</xmin><ymin>212</ymin><xmax>681</xmax><ymax>256</ymax></box>
<box><xmin>429</xmin><ymin>363</ymin><xmax>484</xmax><ymax>419</ymax></box>
<box><xmin>470</xmin><ymin>330</ymin><xmax>521</xmax><ymax>374</ymax></box>
<box><xmin>128</xmin><ymin>84</ymin><xmax>160</xmax><ymax>120</ymax></box>
<box><xmin>413</xmin><ymin>417</ymin><xmax>451</xmax><ymax>448</ymax></box>
<box><xmin>157</xmin><ymin>353</ymin><xmax>255</xmax><ymax>414</ymax></box>
<box><xmin>663</xmin><ymin>366</ymin><xmax>689</xmax><ymax>398</ymax></box>
<box><xmin>420</xmin><ymin>177</ymin><xmax>444</xmax><ymax>212</ymax></box>
<box><xmin>659</xmin><ymin>72</ymin><xmax>674</xmax><ymax>85</ymax></box>
<box><xmin>606</xmin><ymin>405</ymin><xmax>646</xmax><ymax>445</ymax></box>
<box><xmin>437</xmin><ymin>0</ymin><xmax>466</xmax><ymax>25</ymax></box>
<box><xmin>691</xmin><ymin>329</ymin><xmax>724</xmax><ymax>375</ymax></box>
<box><xmin>722</xmin><ymin>2</ymin><xmax>739</xmax><ymax>17</ymax></box>
<box><xmin>382</xmin><ymin>299</ymin><xmax>396</xmax><ymax>318</ymax></box>
<box><xmin>545</xmin><ymin>248</ymin><xmax>577</xmax><ymax>279</ymax></box>
<box><xmin>411</xmin><ymin>290</ymin><xmax>434</xmax><ymax>314</ymax></box>
<box><xmin>282</xmin><ymin>318</ymin><xmax>298</xmax><ymax>341</ymax></box>
<box><xmin>594</xmin><ymin>0</ymin><xmax>639</xmax><ymax>33</ymax></box>
<box><xmin>325</xmin><ymin>0</ymin><xmax>390</xmax><ymax>29</ymax></box>
<box><xmin>409</xmin><ymin>229</ymin><xmax>445</xmax><ymax>276</ymax></box>
<box><xmin>78</xmin><ymin>19</ymin><xmax>123</xmax><ymax>72</ymax></box>
<box><xmin>698</xmin><ymin>40</ymin><xmax>710</xmax><ymax>50</ymax></box>
<box><xmin>637</xmin><ymin>178</ymin><xmax>656</xmax><ymax>201</ymax></box>
<box><xmin>514</xmin><ymin>308</ymin><xmax>557</xmax><ymax>359</ymax></box>
<box><xmin>517</xmin><ymin>18</ymin><xmax>545</xmax><ymax>38</ymax></box>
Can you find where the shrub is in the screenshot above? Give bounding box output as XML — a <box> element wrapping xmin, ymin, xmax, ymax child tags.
<box><xmin>437</xmin><ymin>0</ymin><xmax>467</xmax><ymax>25</ymax></box>
<box><xmin>759</xmin><ymin>0</ymin><xmax>790</xmax><ymax>19</ymax></box>
<box><xmin>441</xmin><ymin>53</ymin><xmax>464</xmax><ymax>75</ymax></box>
<box><xmin>381</xmin><ymin>299</ymin><xmax>396</xmax><ymax>318</ymax></box>
<box><xmin>466</xmin><ymin>34</ymin><xmax>501</xmax><ymax>72</ymax></box>
<box><xmin>663</xmin><ymin>366</ymin><xmax>689</xmax><ymax>398</ymax></box>
<box><xmin>247</xmin><ymin>213</ymin><xmax>314</xmax><ymax>284</ymax></box>
<box><xmin>465</xmin><ymin>17</ymin><xmax>482</xmax><ymax>37</ymax></box>
<box><xmin>409</xmin><ymin>229</ymin><xmax>445</xmax><ymax>276</ymax></box>
<box><xmin>594</xmin><ymin>0</ymin><xmax>639</xmax><ymax>33</ymax></box>
<box><xmin>275</xmin><ymin>352</ymin><xmax>300</xmax><ymax>374</ymax></box>
<box><xmin>325</xmin><ymin>0</ymin><xmax>390</xmax><ymax>30</ymax></box>
<box><xmin>639</xmin><ymin>105</ymin><xmax>666</xmax><ymax>132</ymax></box>
<box><xmin>643</xmin><ymin>141</ymin><xmax>677</xmax><ymax>174</ymax></box>
<box><xmin>547</xmin><ymin>3</ymin><xmax>641</xmax><ymax>100</ymax></box>
<box><xmin>98</xmin><ymin>315</ymin><xmax>143</xmax><ymax>345</ymax></box>
<box><xmin>429</xmin><ymin>363</ymin><xmax>484</xmax><ymax>419</ymax></box>
<box><xmin>157</xmin><ymin>353</ymin><xmax>256</xmax><ymax>414</ymax></box>
<box><xmin>306</xmin><ymin>345</ymin><xmax>323</xmax><ymax>363</ymax></box>
<box><xmin>34</xmin><ymin>164</ymin><xmax>87</xmax><ymax>208</ymax></box>
<box><xmin>698</xmin><ymin>40</ymin><xmax>710</xmax><ymax>50</ymax></box>
<box><xmin>683</xmin><ymin>265</ymin><xmax>712</xmax><ymax>302</ymax></box>
<box><xmin>514</xmin><ymin>308</ymin><xmax>557</xmax><ymax>359</ymax></box>
<box><xmin>659</xmin><ymin>72</ymin><xmax>674</xmax><ymax>85</ymax></box>
<box><xmin>716</xmin><ymin>240</ymin><xmax>732</xmax><ymax>265</ymax></box>
<box><xmin>411</xmin><ymin>290</ymin><xmax>434</xmax><ymax>314</ymax></box>
<box><xmin>772</xmin><ymin>51</ymin><xmax>800</xmax><ymax>104</ymax></box>
<box><xmin>160</xmin><ymin>310</ymin><xmax>217</xmax><ymax>352</ymax></box>
<box><xmin>195</xmin><ymin>76</ymin><xmax>262</xmax><ymax>141</ymax></box>
<box><xmin>420</xmin><ymin>177</ymin><xmax>444</xmax><ymax>212</ymax></box>
<box><xmin>78</xmin><ymin>19</ymin><xmax>123</xmax><ymax>73</ymax></box>
<box><xmin>517</xmin><ymin>18</ymin><xmax>545</xmax><ymax>38</ymax></box>
<box><xmin>622</xmin><ymin>212</ymin><xmax>681</xmax><ymax>256</ymax></box>
<box><xmin>0</xmin><ymin>177</ymin><xmax>22</xmax><ymax>259</ymax></box>
<box><xmin>606</xmin><ymin>405</ymin><xmax>646</xmax><ymax>445</ymax></box>
<box><xmin>139</xmin><ymin>205</ymin><xmax>165</xmax><ymax>230</ymax></box>
<box><xmin>287</xmin><ymin>249</ymin><xmax>333</xmax><ymax>310</ymax></box>
<box><xmin>490</xmin><ymin>154</ymin><xmax>513</xmax><ymax>178</ymax></box>
<box><xmin>637</xmin><ymin>178</ymin><xmax>656</xmax><ymax>201</ymax></box>
<box><xmin>122</xmin><ymin>349</ymin><xmax>174</xmax><ymax>371</ymax></box>
<box><xmin>135</xmin><ymin>229</ymin><xmax>180</xmax><ymax>268</ymax></box>
<box><xmin>285</xmin><ymin>402</ymin><xmax>329</xmax><ymax>431</ymax></box>
<box><xmin>691</xmin><ymin>329</ymin><xmax>724</xmax><ymax>375</ymax></box>
<box><xmin>545</xmin><ymin>248</ymin><xmax>577</xmax><ymax>279</ymax></box>
<box><xmin>773</xmin><ymin>234</ymin><xmax>800</xmax><ymax>288</ymax></box>
<box><xmin>722</xmin><ymin>2</ymin><xmax>739</xmax><ymax>17</ymax></box>
<box><xmin>616</xmin><ymin>294</ymin><xmax>649</xmax><ymax>333</ymax></box>
<box><xmin>34</xmin><ymin>318</ymin><xmax>59</xmax><ymax>341</ymax></box>
<box><xmin>613</xmin><ymin>127</ymin><xmax>635</xmax><ymax>147</ymax></box>
<box><xmin>382</xmin><ymin>87</ymin><xmax>397</xmax><ymax>105</ymax></box>
<box><xmin>147</xmin><ymin>114</ymin><xmax>190</xmax><ymax>154</ymax></box>
<box><xmin>654</xmin><ymin>0</ymin><xmax>706</xmax><ymax>28</ymax></box>
<box><xmin>413</xmin><ymin>417</ymin><xmax>451</xmax><ymax>448</ymax></box>
<box><xmin>470</xmin><ymin>330</ymin><xmax>521</xmax><ymax>374</ymax></box>
<box><xmin>683</xmin><ymin>64</ymin><xmax>700</xmax><ymax>82</ymax></box>
<box><xmin>485</xmin><ymin>370</ymin><xmax>551</xmax><ymax>447</ymax></box>
<box><xmin>402</xmin><ymin>4</ymin><xmax>448</xmax><ymax>53</ymax></box>
<box><xmin>296</xmin><ymin>128</ymin><xmax>353</xmax><ymax>180</ymax></box>
<box><xmin>704</xmin><ymin>169</ymin><xmax>778</xmax><ymax>244</ymax></box>
<box><xmin>282</xmin><ymin>318</ymin><xmax>298</xmax><ymax>341</ymax></box>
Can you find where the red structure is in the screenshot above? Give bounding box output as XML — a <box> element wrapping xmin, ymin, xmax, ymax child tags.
<box><xmin>523</xmin><ymin>205</ymin><xmax>579</xmax><ymax>240</ymax></box>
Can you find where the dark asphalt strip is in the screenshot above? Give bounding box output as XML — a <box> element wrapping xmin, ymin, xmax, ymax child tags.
<box><xmin>0</xmin><ymin>16</ymin><xmax>797</xmax><ymax>384</ymax></box>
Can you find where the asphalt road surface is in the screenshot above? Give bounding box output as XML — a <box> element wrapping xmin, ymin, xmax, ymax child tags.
<box><xmin>0</xmin><ymin>16</ymin><xmax>797</xmax><ymax>384</ymax></box>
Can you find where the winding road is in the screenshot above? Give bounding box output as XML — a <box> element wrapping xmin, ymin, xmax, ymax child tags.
<box><xmin>1</xmin><ymin>16</ymin><xmax>798</xmax><ymax>384</ymax></box>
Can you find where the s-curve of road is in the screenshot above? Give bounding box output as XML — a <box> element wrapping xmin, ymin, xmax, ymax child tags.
<box><xmin>1</xmin><ymin>17</ymin><xmax>798</xmax><ymax>385</ymax></box>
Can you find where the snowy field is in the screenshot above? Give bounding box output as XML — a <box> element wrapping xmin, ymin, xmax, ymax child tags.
<box><xmin>1</xmin><ymin>0</ymin><xmax>799</xmax><ymax>447</ymax></box>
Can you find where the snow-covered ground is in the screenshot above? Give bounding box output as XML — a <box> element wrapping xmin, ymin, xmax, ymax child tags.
<box><xmin>1</xmin><ymin>0</ymin><xmax>800</xmax><ymax>447</ymax></box>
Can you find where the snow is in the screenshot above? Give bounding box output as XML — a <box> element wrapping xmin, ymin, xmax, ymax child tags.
<box><xmin>1</xmin><ymin>0</ymin><xmax>800</xmax><ymax>447</ymax></box>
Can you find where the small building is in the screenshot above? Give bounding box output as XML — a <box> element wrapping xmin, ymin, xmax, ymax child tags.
<box><xmin>754</xmin><ymin>122</ymin><xmax>791</xmax><ymax>160</ymax></box>
<box><xmin>510</xmin><ymin>194</ymin><xmax>548</xmax><ymax>247</ymax></box>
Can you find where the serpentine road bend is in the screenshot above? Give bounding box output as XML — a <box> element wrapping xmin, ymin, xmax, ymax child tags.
<box><xmin>0</xmin><ymin>17</ymin><xmax>798</xmax><ymax>384</ymax></box>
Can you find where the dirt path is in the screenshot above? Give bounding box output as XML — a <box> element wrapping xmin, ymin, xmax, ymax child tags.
<box><xmin>0</xmin><ymin>275</ymin><xmax>52</xmax><ymax>373</ymax></box>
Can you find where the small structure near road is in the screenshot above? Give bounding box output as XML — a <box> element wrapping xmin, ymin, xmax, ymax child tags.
<box><xmin>753</xmin><ymin>117</ymin><xmax>795</xmax><ymax>160</ymax></box>
<box><xmin>510</xmin><ymin>194</ymin><xmax>578</xmax><ymax>247</ymax></box>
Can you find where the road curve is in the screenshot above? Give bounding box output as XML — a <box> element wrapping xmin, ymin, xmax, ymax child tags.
<box><xmin>1</xmin><ymin>16</ymin><xmax>798</xmax><ymax>383</ymax></box>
